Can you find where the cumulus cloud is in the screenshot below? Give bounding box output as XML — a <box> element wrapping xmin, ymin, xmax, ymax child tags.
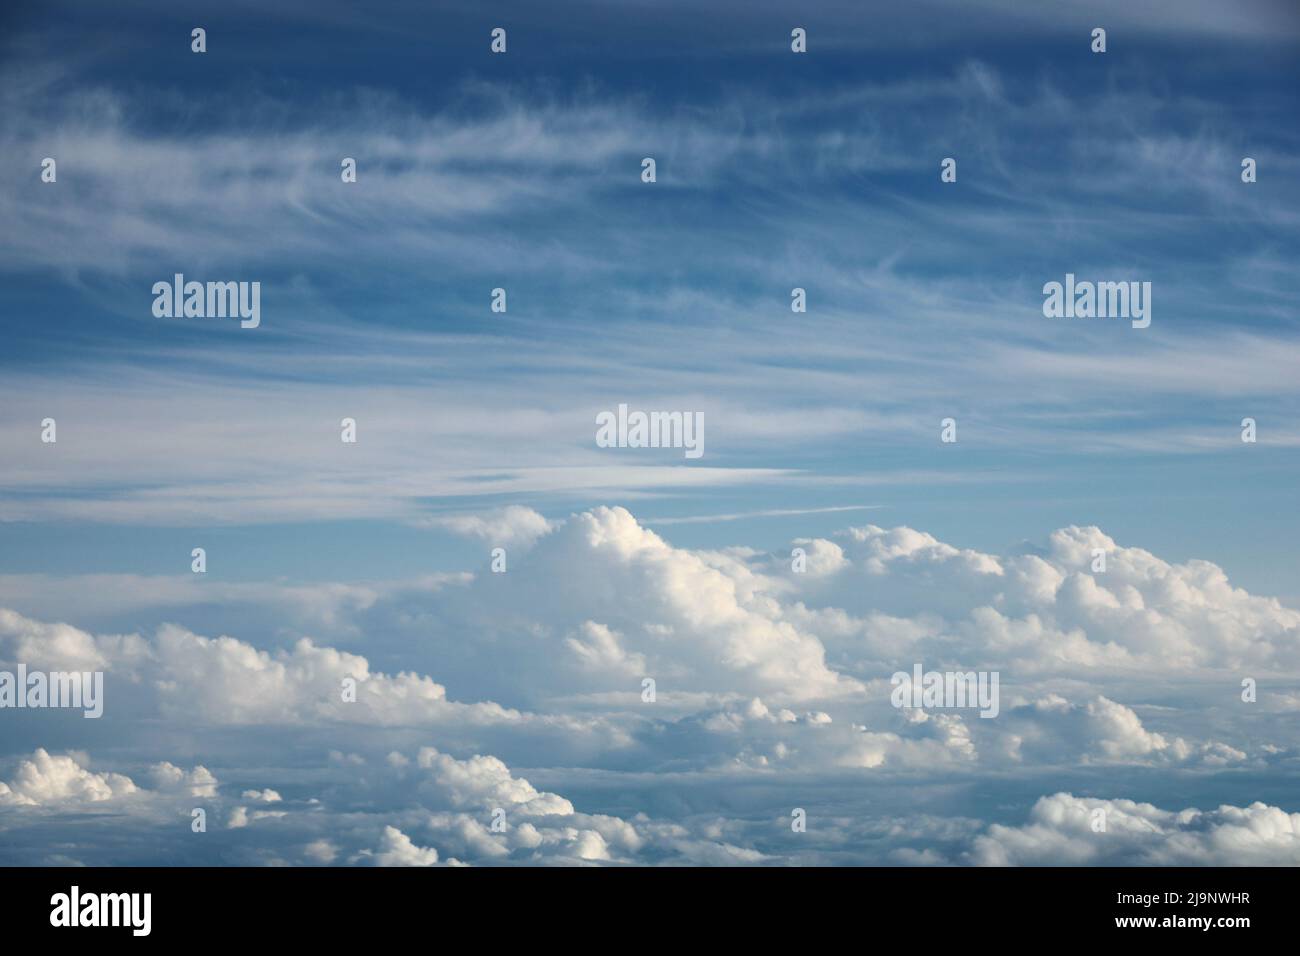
<box><xmin>3</xmin><ymin>0</ymin><xmax>1297</xmax><ymax>872</ymax></box>
<box><xmin>150</xmin><ymin>762</ymin><xmax>219</xmax><ymax>799</ymax></box>
<box><xmin>416</xmin><ymin>506</ymin><xmax>859</xmax><ymax>704</ymax></box>
<box><xmin>1</xmin><ymin>511</ymin><xmax>1296</xmax><ymax>865</ymax></box>
<box><xmin>971</xmin><ymin>793</ymin><xmax>1300</xmax><ymax>866</ymax></box>
<box><xmin>0</xmin><ymin>608</ymin><xmax>619</xmax><ymax>758</ymax></box>
<box><xmin>0</xmin><ymin>749</ymin><xmax>137</xmax><ymax>807</ymax></box>
<box><xmin>991</xmin><ymin>694</ymin><xmax>1250</xmax><ymax>768</ymax></box>
<box><xmin>0</xmin><ymin>608</ymin><xmax>145</xmax><ymax>672</ymax></box>
<box><xmin>228</xmin><ymin>806</ymin><xmax>287</xmax><ymax>829</ymax></box>
<box><xmin>358</xmin><ymin>827</ymin><xmax>443</xmax><ymax>867</ymax></box>
<box><xmin>241</xmin><ymin>789</ymin><xmax>283</xmax><ymax>803</ymax></box>
<box><xmin>564</xmin><ymin>621</ymin><xmax>647</xmax><ymax>678</ymax></box>
<box><xmin>416</xmin><ymin>747</ymin><xmax>574</xmax><ymax>816</ymax></box>
<box><xmin>775</xmin><ymin>522</ymin><xmax>1300</xmax><ymax>675</ymax></box>
<box><xmin>302</xmin><ymin>840</ymin><xmax>338</xmax><ymax>864</ymax></box>
<box><xmin>0</xmin><ymin>749</ymin><xmax>215</xmax><ymax>809</ymax></box>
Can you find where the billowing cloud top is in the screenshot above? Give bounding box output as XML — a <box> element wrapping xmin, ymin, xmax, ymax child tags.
<box><xmin>2</xmin><ymin>508</ymin><xmax>1298</xmax><ymax>865</ymax></box>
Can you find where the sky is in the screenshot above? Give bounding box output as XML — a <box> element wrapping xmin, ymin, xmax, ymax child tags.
<box><xmin>0</xmin><ymin>0</ymin><xmax>1298</xmax><ymax>866</ymax></box>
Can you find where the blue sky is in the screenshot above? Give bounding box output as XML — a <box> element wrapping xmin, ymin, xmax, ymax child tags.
<box><xmin>2</xmin><ymin>0</ymin><xmax>1298</xmax><ymax>598</ymax></box>
<box><xmin>1</xmin><ymin>0</ymin><xmax>1298</xmax><ymax>866</ymax></box>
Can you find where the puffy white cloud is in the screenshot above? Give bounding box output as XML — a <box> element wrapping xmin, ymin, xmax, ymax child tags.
<box><xmin>416</xmin><ymin>747</ymin><xmax>574</xmax><ymax>816</ymax></box>
<box><xmin>788</xmin><ymin>539</ymin><xmax>848</xmax><ymax>577</ymax></box>
<box><xmin>0</xmin><ymin>749</ymin><xmax>136</xmax><ymax>807</ymax></box>
<box><xmin>775</xmin><ymin>522</ymin><xmax>1300</xmax><ymax>675</ymax></box>
<box><xmin>373</xmin><ymin>746</ymin><xmax>768</xmax><ymax>866</ymax></box>
<box><xmin>0</xmin><ymin>608</ymin><xmax>621</xmax><ymax>760</ymax></box>
<box><xmin>1084</xmin><ymin>696</ymin><xmax>1172</xmax><ymax>760</ymax></box>
<box><xmin>302</xmin><ymin>840</ymin><xmax>338</xmax><ymax>864</ymax></box>
<box><xmin>0</xmin><ymin>608</ymin><xmax>145</xmax><ymax>672</ymax></box>
<box><xmin>1</xmin><ymin>511</ymin><xmax>1296</xmax><ymax>865</ymax></box>
<box><xmin>149</xmin><ymin>762</ymin><xmax>219</xmax><ymax>798</ymax></box>
<box><xmin>564</xmin><ymin>621</ymin><xmax>647</xmax><ymax>679</ymax></box>
<box><xmin>971</xmin><ymin>793</ymin><xmax>1300</xmax><ymax>866</ymax></box>
<box><xmin>10</xmin><ymin>512</ymin><xmax>1295</xmax><ymax>717</ymax></box>
<box><xmin>360</xmin><ymin>826</ymin><xmax>443</xmax><ymax>867</ymax></box>
<box><xmin>992</xmin><ymin>694</ymin><xmax>1250</xmax><ymax>768</ymax></box>
<box><xmin>228</xmin><ymin>806</ymin><xmax>286</xmax><ymax>829</ymax></box>
<box><xmin>241</xmin><ymin>789</ymin><xmax>283</xmax><ymax>803</ymax></box>
<box><xmin>836</xmin><ymin>712</ymin><xmax>977</xmax><ymax>770</ymax></box>
<box><xmin>423</xmin><ymin>506</ymin><xmax>859</xmax><ymax>704</ymax></box>
<box><xmin>0</xmin><ymin>750</ymin><xmax>217</xmax><ymax>810</ymax></box>
<box><xmin>154</xmin><ymin>625</ymin><xmax>484</xmax><ymax>727</ymax></box>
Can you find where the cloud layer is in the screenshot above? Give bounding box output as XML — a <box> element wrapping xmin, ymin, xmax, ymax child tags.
<box><xmin>2</xmin><ymin>508</ymin><xmax>1297</xmax><ymax>864</ymax></box>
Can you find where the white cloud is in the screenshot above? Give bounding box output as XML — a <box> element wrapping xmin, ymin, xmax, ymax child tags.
<box><xmin>416</xmin><ymin>747</ymin><xmax>574</xmax><ymax>817</ymax></box>
<box><xmin>228</xmin><ymin>806</ymin><xmax>287</xmax><ymax>829</ymax></box>
<box><xmin>0</xmin><ymin>512</ymin><xmax>1296</xmax><ymax>864</ymax></box>
<box><xmin>241</xmin><ymin>788</ymin><xmax>283</xmax><ymax>803</ymax></box>
<box><xmin>150</xmin><ymin>762</ymin><xmax>219</xmax><ymax>798</ymax></box>
<box><xmin>777</xmin><ymin>523</ymin><xmax>1300</xmax><ymax>675</ymax></box>
<box><xmin>0</xmin><ymin>749</ymin><xmax>215</xmax><ymax>809</ymax></box>
<box><xmin>419</xmin><ymin>506</ymin><xmax>554</xmax><ymax>549</ymax></box>
<box><xmin>0</xmin><ymin>749</ymin><xmax>137</xmax><ymax>807</ymax></box>
<box><xmin>564</xmin><ymin>621</ymin><xmax>647</xmax><ymax>678</ymax></box>
<box><xmin>972</xmin><ymin>793</ymin><xmax>1300</xmax><ymax>866</ymax></box>
<box><xmin>359</xmin><ymin>826</ymin><xmax>442</xmax><ymax>867</ymax></box>
<box><xmin>302</xmin><ymin>840</ymin><xmax>338</xmax><ymax>864</ymax></box>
